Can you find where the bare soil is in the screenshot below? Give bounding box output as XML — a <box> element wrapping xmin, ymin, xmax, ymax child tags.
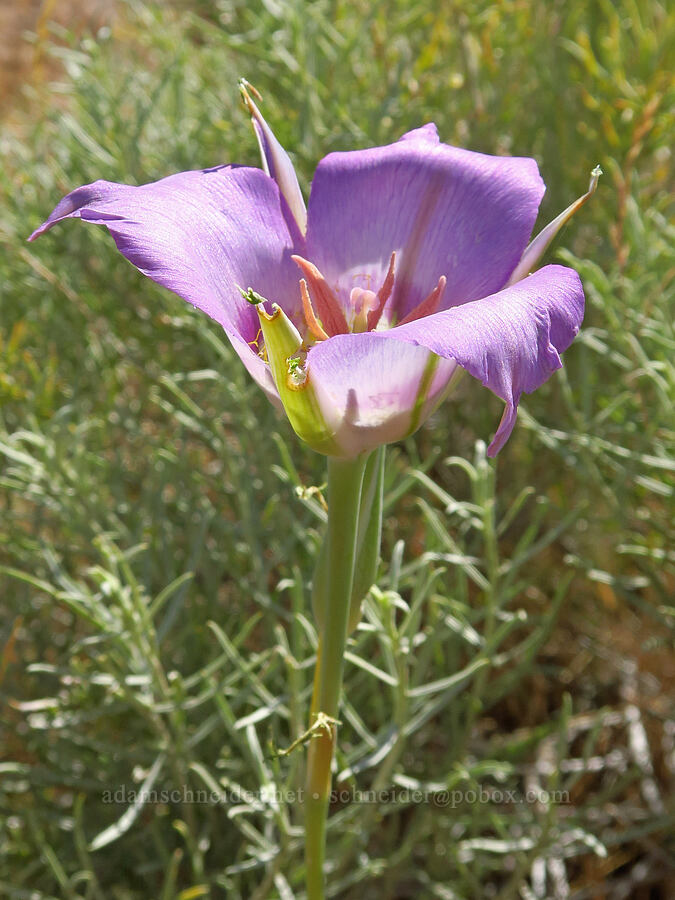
<box><xmin>0</xmin><ymin>0</ymin><xmax>116</xmax><ymax>112</ymax></box>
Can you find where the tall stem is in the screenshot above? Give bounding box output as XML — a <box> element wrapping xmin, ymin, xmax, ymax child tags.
<box><xmin>304</xmin><ymin>455</ymin><xmax>367</xmax><ymax>900</ymax></box>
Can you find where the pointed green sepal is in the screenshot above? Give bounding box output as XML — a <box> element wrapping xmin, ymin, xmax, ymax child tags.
<box><xmin>506</xmin><ymin>165</ymin><xmax>602</xmax><ymax>287</ymax></box>
<box><xmin>256</xmin><ymin>303</ymin><xmax>340</xmax><ymax>456</ymax></box>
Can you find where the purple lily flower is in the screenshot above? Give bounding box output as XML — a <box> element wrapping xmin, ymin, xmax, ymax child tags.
<box><xmin>30</xmin><ymin>90</ymin><xmax>596</xmax><ymax>458</ymax></box>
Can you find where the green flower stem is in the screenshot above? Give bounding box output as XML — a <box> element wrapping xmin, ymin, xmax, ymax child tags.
<box><xmin>305</xmin><ymin>454</ymin><xmax>368</xmax><ymax>900</ymax></box>
<box><xmin>348</xmin><ymin>446</ymin><xmax>385</xmax><ymax>633</ymax></box>
<box><xmin>312</xmin><ymin>447</ymin><xmax>385</xmax><ymax>633</ymax></box>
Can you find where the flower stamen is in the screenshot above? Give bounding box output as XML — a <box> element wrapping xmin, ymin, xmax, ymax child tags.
<box><xmin>300</xmin><ymin>278</ymin><xmax>330</xmax><ymax>342</ymax></box>
<box><xmin>398</xmin><ymin>275</ymin><xmax>446</xmax><ymax>326</ymax></box>
<box><xmin>366</xmin><ymin>251</ymin><xmax>396</xmax><ymax>332</ymax></box>
<box><xmin>292</xmin><ymin>255</ymin><xmax>350</xmax><ymax>337</ymax></box>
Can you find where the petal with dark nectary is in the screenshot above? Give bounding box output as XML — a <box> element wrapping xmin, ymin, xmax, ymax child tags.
<box><xmin>29</xmin><ymin>165</ymin><xmax>304</xmax><ymax>396</ymax></box>
<box><xmin>305</xmin><ymin>128</ymin><xmax>545</xmax><ymax>321</ymax></box>
<box><xmin>382</xmin><ymin>265</ymin><xmax>585</xmax><ymax>455</ymax></box>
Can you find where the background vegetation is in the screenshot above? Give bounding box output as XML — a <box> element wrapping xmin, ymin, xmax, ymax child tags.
<box><xmin>1</xmin><ymin>0</ymin><xmax>673</xmax><ymax>897</ymax></box>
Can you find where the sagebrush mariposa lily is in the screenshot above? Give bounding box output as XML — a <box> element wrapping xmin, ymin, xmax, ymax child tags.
<box><xmin>30</xmin><ymin>83</ymin><xmax>599</xmax><ymax>459</ymax></box>
<box><xmin>30</xmin><ymin>84</ymin><xmax>598</xmax><ymax>900</ymax></box>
